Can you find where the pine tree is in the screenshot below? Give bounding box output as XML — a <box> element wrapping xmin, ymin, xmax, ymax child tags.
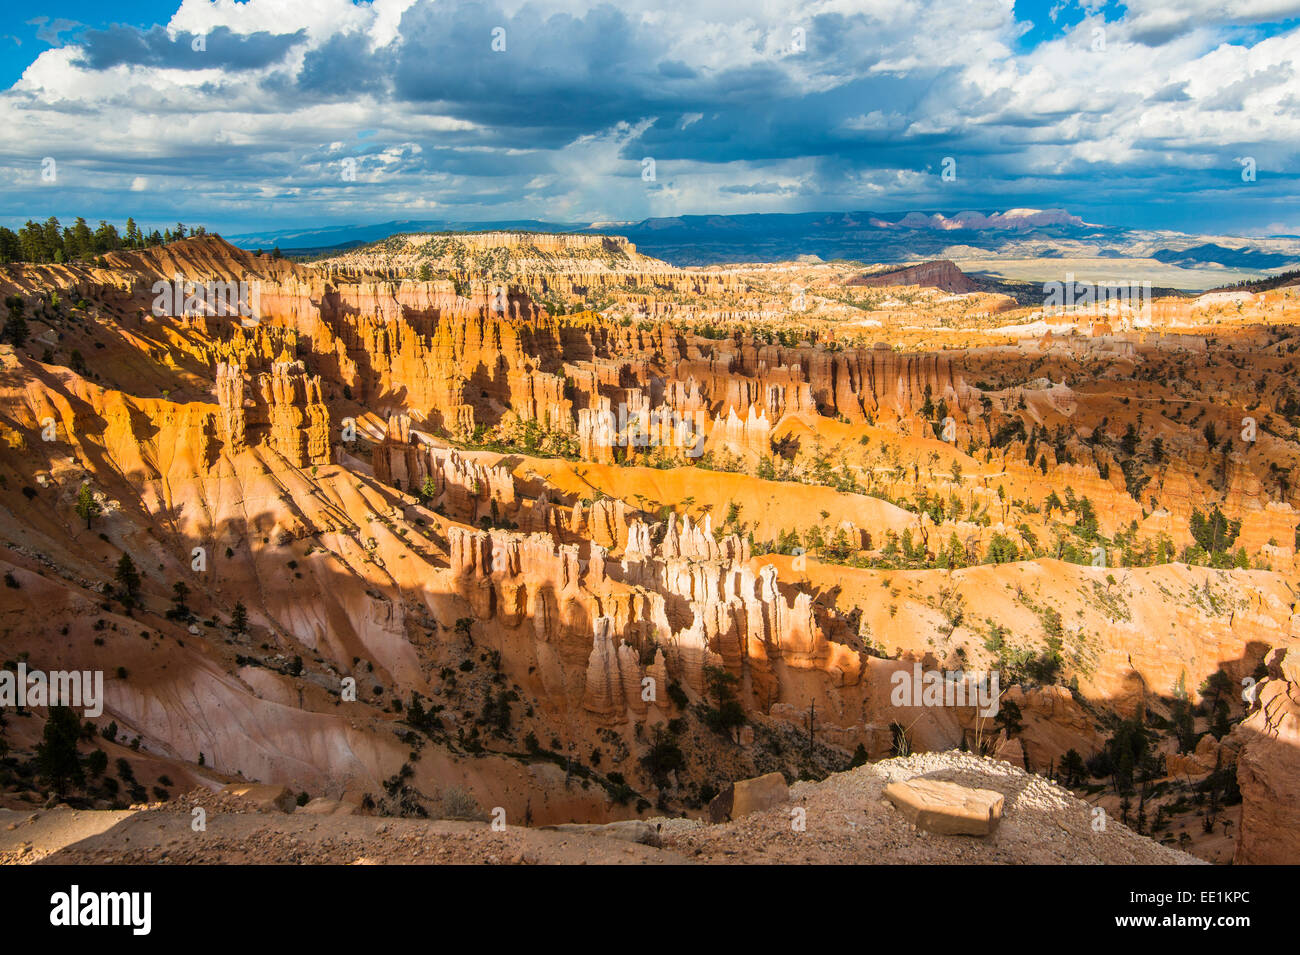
<box><xmin>42</xmin><ymin>217</ymin><xmax>63</xmax><ymax>262</ymax></box>
<box><xmin>231</xmin><ymin>600</ymin><xmax>248</xmax><ymax>634</ymax></box>
<box><xmin>86</xmin><ymin>748</ymin><xmax>108</xmax><ymax>777</ymax></box>
<box><xmin>36</xmin><ymin>705</ymin><xmax>84</xmax><ymax>793</ymax></box>
<box><xmin>171</xmin><ymin>580</ymin><xmax>190</xmax><ymax>616</ymax></box>
<box><xmin>92</xmin><ymin>220</ymin><xmax>120</xmax><ymax>254</ymax></box>
<box><xmin>68</xmin><ymin>217</ymin><xmax>93</xmax><ymax>261</ymax></box>
<box><xmin>75</xmin><ymin>483</ymin><xmax>100</xmax><ymax>529</ymax></box>
<box><xmin>0</xmin><ymin>308</ymin><xmax>26</xmax><ymax>348</ymax></box>
<box><xmin>115</xmin><ymin>553</ymin><xmax>141</xmax><ymax>606</ymax></box>
<box><xmin>0</xmin><ymin>227</ymin><xmax>18</xmax><ymax>263</ymax></box>
<box><xmin>19</xmin><ymin>220</ymin><xmax>48</xmax><ymax>262</ymax></box>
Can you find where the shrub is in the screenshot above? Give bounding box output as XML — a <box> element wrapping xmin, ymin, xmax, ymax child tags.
<box><xmin>440</xmin><ymin>786</ymin><xmax>480</xmax><ymax>819</ymax></box>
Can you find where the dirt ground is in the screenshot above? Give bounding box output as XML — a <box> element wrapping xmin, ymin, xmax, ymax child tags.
<box><xmin>1</xmin><ymin>753</ymin><xmax>1200</xmax><ymax>865</ymax></box>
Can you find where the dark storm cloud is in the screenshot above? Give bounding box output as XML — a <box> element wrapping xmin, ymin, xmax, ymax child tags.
<box><xmin>338</xmin><ymin>0</ymin><xmax>1065</xmax><ymax>178</ymax></box>
<box><xmin>624</xmin><ymin>72</ymin><xmax>973</xmax><ymax>169</ymax></box>
<box><xmin>382</xmin><ymin>1</ymin><xmax>679</xmax><ymax>142</ymax></box>
<box><xmin>320</xmin><ymin>0</ymin><xmax>963</xmax><ymax>169</ymax></box>
<box><xmin>76</xmin><ymin>24</ymin><xmax>305</xmax><ymax>71</ymax></box>
<box><xmin>657</xmin><ymin>60</ymin><xmax>696</xmax><ymax>80</ymax></box>
<box><xmin>298</xmin><ymin>31</ymin><xmax>391</xmax><ymax>96</ymax></box>
<box><xmin>421</xmin><ymin>149</ymin><xmax>544</xmax><ymax>178</ymax></box>
<box><xmin>1</xmin><ymin>0</ymin><xmax>1292</xmax><ymax>235</ymax></box>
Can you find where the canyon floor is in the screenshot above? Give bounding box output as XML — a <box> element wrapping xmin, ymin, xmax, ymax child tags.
<box><xmin>1</xmin><ymin>231</ymin><xmax>1297</xmax><ymax>866</ymax></box>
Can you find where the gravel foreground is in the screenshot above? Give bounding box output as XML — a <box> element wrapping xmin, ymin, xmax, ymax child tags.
<box><xmin>1</xmin><ymin>753</ymin><xmax>1199</xmax><ymax>865</ymax></box>
<box><xmin>665</xmin><ymin>752</ymin><xmax>1202</xmax><ymax>864</ymax></box>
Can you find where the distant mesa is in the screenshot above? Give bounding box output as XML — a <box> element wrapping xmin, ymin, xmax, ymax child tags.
<box><xmin>884</xmin><ymin>209</ymin><xmax>1091</xmax><ymax>232</ymax></box>
<box><xmin>1152</xmin><ymin>243</ymin><xmax>1297</xmax><ymax>271</ymax></box>
<box><xmin>846</xmin><ymin>259</ymin><xmax>980</xmax><ymax>294</ymax></box>
<box><xmin>226</xmin><ymin>210</ymin><xmax>1297</xmax><ymax>281</ymax></box>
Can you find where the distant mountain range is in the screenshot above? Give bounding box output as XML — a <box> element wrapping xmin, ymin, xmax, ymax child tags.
<box><xmin>226</xmin><ymin>210</ymin><xmax>1300</xmax><ymax>274</ymax></box>
<box><xmin>1150</xmin><ymin>243</ymin><xmax>1297</xmax><ymax>270</ymax></box>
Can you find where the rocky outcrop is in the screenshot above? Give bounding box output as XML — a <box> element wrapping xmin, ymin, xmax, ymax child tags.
<box><xmin>582</xmin><ymin>616</ymin><xmax>652</xmax><ymax>721</ymax></box>
<box><xmin>849</xmin><ymin>260</ymin><xmax>980</xmax><ymax>294</ymax></box>
<box><xmin>215</xmin><ymin>358</ymin><xmax>330</xmax><ymax>466</ymax></box>
<box><xmin>255</xmin><ymin>361</ymin><xmax>331</xmax><ymax>467</ymax></box>
<box><xmin>312</xmin><ymin>231</ymin><xmax>743</xmax><ymax>303</ymax></box>
<box><xmin>707</xmin><ymin>772</ymin><xmax>789</xmax><ymax>822</ymax></box>
<box><xmin>371</xmin><ymin>413</ymin><xmax>426</xmax><ymax>491</ymax></box>
<box><xmin>439</xmin><ymin>498</ymin><xmax>861</xmax><ymax>726</ymax></box>
<box><xmin>215</xmin><ymin>362</ymin><xmax>247</xmax><ymax>452</ymax></box>
<box><xmin>1232</xmin><ymin>648</ymin><xmax>1300</xmax><ymax>865</ymax></box>
<box><xmin>371</xmin><ymin>417</ymin><xmax>516</xmax><ymax>519</ymax></box>
<box><xmin>710</xmin><ymin>405</ymin><xmax>771</xmax><ymax>456</ymax></box>
<box><xmin>126</xmin><ymin>239</ymin><xmax>975</xmax><ymax>442</ymax></box>
<box><xmin>884</xmin><ymin>778</ymin><xmax>1004</xmax><ymax>835</ymax></box>
<box><xmin>577</xmin><ymin>407</ymin><xmax>616</xmax><ymax>464</ymax></box>
<box><xmin>1166</xmin><ymin>733</ymin><xmax>1230</xmax><ymax>778</ymax></box>
<box><xmin>571</xmin><ymin>497</ymin><xmax>633</xmax><ymax>550</ymax></box>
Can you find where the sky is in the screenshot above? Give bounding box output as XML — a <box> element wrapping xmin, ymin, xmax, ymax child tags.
<box><xmin>0</xmin><ymin>0</ymin><xmax>1297</xmax><ymax>238</ymax></box>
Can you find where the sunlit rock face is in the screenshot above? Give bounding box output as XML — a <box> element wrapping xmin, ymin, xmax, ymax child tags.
<box><xmin>1233</xmin><ymin>649</ymin><xmax>1300</xmax><ymax>865</ymax></box>
<box><xmin>1</xmin><ymin>233</ymin><xmax>1297</xmax><ymax>852</ymax></box>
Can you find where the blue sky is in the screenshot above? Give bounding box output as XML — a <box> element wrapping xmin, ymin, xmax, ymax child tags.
<box><xmin>0</xmin><ymin>0</ymin><xmax>1297</xmax><ymax>238</ymax></box>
